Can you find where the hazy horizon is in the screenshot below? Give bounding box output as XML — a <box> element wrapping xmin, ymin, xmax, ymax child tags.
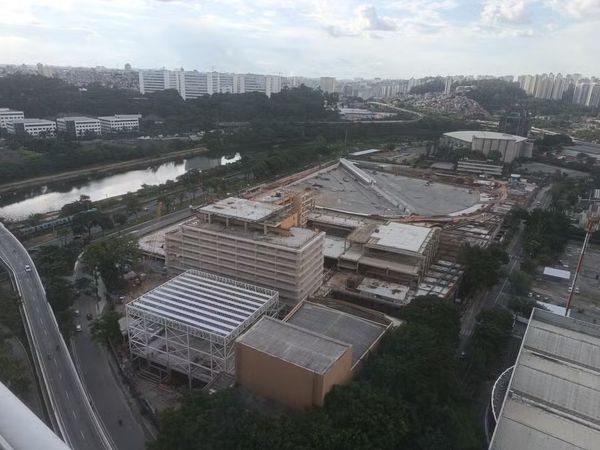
<box><xmin>2</xmin><ymin>0</ymin><xmax>600</xmax><ymax>79</ymax></box>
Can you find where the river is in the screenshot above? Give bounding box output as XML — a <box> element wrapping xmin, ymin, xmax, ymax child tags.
<box><xmin>0</xmin><ymin>153</ymin><xmax>241</xmax><ymax>220</ymax></box>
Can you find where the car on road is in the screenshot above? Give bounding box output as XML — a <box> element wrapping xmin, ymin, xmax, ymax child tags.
<box><xmin>24</xmin><ymin>264</ymin><xmax>31</xmax><ymax>272</ymax></box>
<box><xmin>74</xmin><ymin>309</ymin><xmax>80</xmax><ymax>317</ymax></box>
<box><xmin>86</xmin><ymin>313</ymin><xmax>93</xmax><ymax>321</ymax></box>
<box><xmin>75</xmin><ymin>324</ymin><xmax>82</xmax><ymax>332</ymax></box>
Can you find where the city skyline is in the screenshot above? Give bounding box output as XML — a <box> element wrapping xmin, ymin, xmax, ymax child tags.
<box><xmin>2</xmin><ymin>0</ymin><xmax>600</xmax><ymax>78</ymax></box>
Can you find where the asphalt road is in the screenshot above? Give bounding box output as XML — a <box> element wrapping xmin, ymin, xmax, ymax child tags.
<box><xmin>71</xmin><ymin>295</ymin><xmax>148</xmax><ymax>450</ymax></box>
<box><xmin>0</xmin><ymin>223</ymin><xmax>112</xmax><ymax>450</ymax></box>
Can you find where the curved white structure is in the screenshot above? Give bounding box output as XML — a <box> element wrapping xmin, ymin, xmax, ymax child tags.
<box><xmin>0</xmin><ymin>381</ymin><xmax>69</xmax><ymax>450</ymax></box>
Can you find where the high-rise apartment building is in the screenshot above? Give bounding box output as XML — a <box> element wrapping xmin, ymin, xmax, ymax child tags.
<box><xmin>138</xmin><ymin>69</ymin><xmax>284</xmax><ymax>98</ymax></box>
<box><xmin>573</xmin><ymin>81</ymin><xmax>600</xmax><ymax>107</ymax></box>
<box><xmin>518</xmin><ymin>73</ymin><xmax>570</xmax><ymax>101</ymax></box>
<box><xmin>319</xmin><ymin>77</ymin><xmax>336</xmax><ymax>93</ymax></box>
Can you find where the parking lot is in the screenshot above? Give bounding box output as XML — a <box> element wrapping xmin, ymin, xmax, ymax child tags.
<box><xmin>530</xmin><ymin>240</ymin><xmax>600</xmax><ymax>322</ymax></box>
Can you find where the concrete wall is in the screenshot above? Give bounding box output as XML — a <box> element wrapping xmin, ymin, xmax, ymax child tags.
<box><xmin>235</xmin><ymin>341</ymin><xmax>352</xmax><ymax>409</ymax></box>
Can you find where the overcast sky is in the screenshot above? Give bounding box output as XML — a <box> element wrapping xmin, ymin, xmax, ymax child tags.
<box><xmin>1</xmin><ymin>0</ymin><xmax>599</xmax><ymax>78</ymax></box>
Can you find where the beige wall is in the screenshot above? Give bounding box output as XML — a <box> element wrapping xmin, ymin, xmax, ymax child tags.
<box><xmin>235</xmin><ymin>342</ymin><xmax>352</xmax><ymax>409</ymax></box>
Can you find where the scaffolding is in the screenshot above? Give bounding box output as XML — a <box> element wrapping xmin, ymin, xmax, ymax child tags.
<box><xmin>126</xmin><ymin>270</ymin><xmax>279</xmax><ymax>385</ymax></box>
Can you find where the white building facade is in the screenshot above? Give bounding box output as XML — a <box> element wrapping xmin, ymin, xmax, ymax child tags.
<box><xmin>7</xmin><ymin>119</ymin><xmax>56</xmax><ymax>137</ymax></box>
<box><xmin>138</xmin><ymin>69</ymin><xmax>284</xmax><ymax>98</ymax></box>
<box><xmin>0</xmin><ymin>108</ymin><xmax>25</xmax><ymax>129</ymax></box>
<box><xmin>97</xmin><ymin>114</ymin><xmax>140</xmax><ymax>133</ymax></box>
<box><xmin>442</xmin><ymin>131</ymin><xmax>533</xmax><ymax>163</ymax></box>
<box><xmin>56</xmin><ymin>116</ymin><xmax>101</xmax><ymax>137</ymax></box>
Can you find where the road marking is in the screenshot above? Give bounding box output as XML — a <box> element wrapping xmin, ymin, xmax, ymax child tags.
<box><xmin>72</xmin><ymin>409</ymin><xmax>76</xmax><ymax>418</ymax></box>
<box><xmin>80</xmin><ymin>430</ymin><xmax>86</xmax><ymax>440</ymax></box>
<box><xmin>58</xmin><ymin>372</ymin><xmax>62</xmax><ymax>380</ymax></box>
<box><xmin>66</xmin><ymin>391</ymin><xmax>69</xmax><ymax>399</ymax></box>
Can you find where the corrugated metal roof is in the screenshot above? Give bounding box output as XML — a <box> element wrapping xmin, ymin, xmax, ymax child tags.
<box><xmin>128</xmin><ymin>270</ymin><xmax>278</xmax><ymax>338</ymax></box>
<box><xmin>237</xmin><ymin>316</ymin><xmax>350</xmax><ymax>374</ymax></box>
<box><xmin>286</xmin><ymin>302</ymin><xmax>387</xmax><ymax>367</ymax></box>
<box><xmin>489</xmin><ymin>308</ymin><xmax>600</xmax><ymax>450</ymax></box>
<box><xmin>543</xmin><ymin>266</ymin><xmax>571</xmax><ymax>280</ymax></box>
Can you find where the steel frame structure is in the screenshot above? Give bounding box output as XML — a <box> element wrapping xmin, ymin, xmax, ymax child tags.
<box><xmin>126</xmin><ymin>270</ymin><xmax>279</xmax><ymax>384</ymax></box>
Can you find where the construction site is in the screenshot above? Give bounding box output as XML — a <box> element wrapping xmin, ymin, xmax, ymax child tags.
<box><xmin>137</xmin><ymin>157</ymin><xmax>528</xmax><ymax>312</ymax></box>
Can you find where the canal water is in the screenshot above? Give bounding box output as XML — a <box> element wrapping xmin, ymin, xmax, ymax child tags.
<box><xmin>0</xmin><ymin>153</ymin><xmax>241</xmax><ymax>220</ymax></box>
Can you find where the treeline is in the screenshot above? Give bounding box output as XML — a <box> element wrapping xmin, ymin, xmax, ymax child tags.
<box><xmin>0</xmin><ymin>74</ymin><xmax>337</xmax><ymax>134</ymax></box>
<box><xmin>150</xmin><ymin>297</ymin><xmax>481</xmax><ymax>450</ymax></box>
<box><xmin>0</xmin><ymin>139</ymin><xmax>185</xmax><ymax>184</ymax></box>
<box><xmin>461</xmin><ymin>80</ymin><xmax>527</xmax><ymax>112</ymax></box>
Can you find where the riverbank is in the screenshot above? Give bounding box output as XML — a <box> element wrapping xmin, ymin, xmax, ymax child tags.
<box><xmin>0</xmin><ymin>146</ymin><xmax>208</xmax><ymax>195</ymax></box>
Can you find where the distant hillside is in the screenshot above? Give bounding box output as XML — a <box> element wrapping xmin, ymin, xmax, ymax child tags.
<box><xmin>0</xmin><ymin>74</ymin><xmax>337</xmax><ymax>133</ymax></box>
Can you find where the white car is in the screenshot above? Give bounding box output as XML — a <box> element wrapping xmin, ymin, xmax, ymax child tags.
<box><xmin>24</xmin><ymin>264</ymin><xmax>31</xmax><ymax>272</ymax></box>
<box><xmin>75</xmin><ymin>324</ymin><xmax>82</xmax><ymax>332</ymax></box>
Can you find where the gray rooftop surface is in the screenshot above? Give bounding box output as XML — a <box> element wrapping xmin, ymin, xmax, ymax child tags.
<box><xmin>127</xmin><ymin>270</ymin><xmax>278</xmax><ymax>338</ymax></box>
<box><xmin>57</xmin><ymin>116</ymin><xmax>99</xmax><ymax>122</ymax></box>
<box><xmin>237</xmin><ymin>316</ymin><xmax>350</xmax><ymax>374</ymax></box>
<box><xmin>444</xmin><ymin>130</ymin><xmax>528</xmax><ymax>143</ymax></box>
<box><xmin>199</xmin><ymin>197</ymin><xmax>285</xmax><ymax>222</ymax></box>
<box><xmin>489</xmin><ymin>308</ymin><xmax>600</xmax><ymax>450</ymax></box>
<box><xmin>286</xmin><ymin>302</ymin><xmax>387</xmax><ymax>367</ymax></box>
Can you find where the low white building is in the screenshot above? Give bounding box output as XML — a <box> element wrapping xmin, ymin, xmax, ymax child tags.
<box><xmin>7</xmin><ymin>119</ymin><xmax>56</xmax><ymax>137</ymax></box>
<box><xmin>56</xmin><ymin>116</ymin><xmax>101</xmax><ymax>137</ymax></box>
<box><xmin>442</xmin><ymin>131</ymin><xmax>533</xmax><ymax>163</ymax></box>
<box><xmin>97</xmin><ymin>114</ymin><xmax>140</xmax><ymax>134</ymax></box>
<box><xmin>0</xmin><ymin>108</ymin><xmax>24</xmax><ymax>129</ymax></box>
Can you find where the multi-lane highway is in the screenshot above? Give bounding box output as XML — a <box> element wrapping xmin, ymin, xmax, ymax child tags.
<box><xmin>0</xmin><ymin>223</ymin><xmax>112</xmax><ymax>450</ymax></box>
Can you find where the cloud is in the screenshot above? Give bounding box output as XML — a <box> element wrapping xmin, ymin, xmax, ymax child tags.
<box><xmin>481</xmin><ymin>0</ymin><xmax>530</xmax><ymax>24</ymax></box>
<box><xmin>356</xmin><ymin>5</ymin><xmax>397</xmax><ymax>30</ymax></box>
<box><xmin>547</xmin><ymin>0</ymin><xmax>600</xmax><ymax>18</ymax></box>
<box><xmin>324</xmin><ymin>4</ymin><xmax>398</xmax><ymax>37</ymax></box>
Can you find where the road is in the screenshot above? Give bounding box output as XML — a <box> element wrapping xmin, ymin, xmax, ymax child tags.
<box><xmin>458</xmin><ymin>186</ymin><xmax>552</xmax><ymax>350</ymax></box>
<box><xmin>71</xmin><ymin>293</ymin><xmax>148</xmax><ymax>450</ymax></box>
<box><xmin>0</xmin><ymin>223</ymin><xmax>112</xmax><ymax>450</ymax></box>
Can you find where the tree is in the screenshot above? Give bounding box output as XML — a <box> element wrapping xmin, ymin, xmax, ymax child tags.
<box><xmin>123</xmin><ymin>192</ymin><xmax>141</xmax><ymax>217</ymax></box>
<box><xmin>90</xmin><ymin>311</ymin><xmax>123</xmax><ymax>347</ymax></box>
<box><xmin>71</xmin><ymin>210</ymin><xmax>114</xmax><ymax>237</ymax></box>
<box><xmin>82</xmin><ymin>234</ymin><xmax>139</xmax><ymax>291</ymax></box>
<box><xmin>469</xmin><ymin>308</ymin><xmax>513</xmax><ymax>376</ymax></box>
<box><xmin>508</xmin><ymin>297</ymin><xmax>538</xmax><ymax>317</ymax></box>
<box><xmin>459</xmin><ymin>244</ymin><xmax>507</xmax><ymax>297</ymax></box>
<box><xmin>509</xmin><ymin>270</ymin><xmax>532</xmax><ymax>296</ymax></box>
<box><xmin>60</xmin><ymin>195</ymin><xmax>93</xmax><ymax>217</ymax></box>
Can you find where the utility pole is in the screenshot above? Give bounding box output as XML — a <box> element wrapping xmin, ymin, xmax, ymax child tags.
<box><xmin>565</xmin><ymin>203</ymin><xmax>599</xmax><ymax>317</ymax></box>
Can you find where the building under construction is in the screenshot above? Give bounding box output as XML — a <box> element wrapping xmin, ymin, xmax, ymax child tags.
<box><xmin>165</xmin><ymin>194</ymin><xmax>325</xmax><ymax>304</ymax></box>
<box><xmin>126</xmin><ymin>270</ymin><xmax>279</xmax><ymax>384</ymax></box>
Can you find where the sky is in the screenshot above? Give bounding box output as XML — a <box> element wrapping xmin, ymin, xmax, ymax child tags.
<box><xmin>1</xmin><ymin>0</ymin><xmax>599</xmax><ymax>78</ymax></box>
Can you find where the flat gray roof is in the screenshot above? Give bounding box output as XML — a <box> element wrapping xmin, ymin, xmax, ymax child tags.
<box><xmin>444</xmin><ymin>130</ymin><xmax>528</xmax><ymax>143</ymax></box>
<box><xmin>199</xmin><ymin>197</ymin><xmax>285</xmax><ymax>222</ymax></box>
<box><xmin>489</xmin><ymin>308</ymin><xmax>600</xmax><ymax>450</ymax></box>
<box><xmin>368</xmin><ymin>222</ymin><xmax>433</xmax><ymax>254</ymax></box>
<box><xmin>12</xmin><ymin>118</ymin><xmax>55</xmax><ymax>125</ymax></box>
<box><xmin>57</xmin><ymin>116</ymin><xmax>99</xmax><ymax>122</ymax></box>
<box><xmin>127</xmin><ymin>270</ymin><xmax>278</xmax><ymax>339</ymax></box>
<box><xmin>285</xmin><ymin>301</ymin><xmax>387</xmax><ymax>367</ymax></box>
<box><xmin>237</xmin><ymin>316</ymin><xmax>350</xmax><ymax>374</ymax></box>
